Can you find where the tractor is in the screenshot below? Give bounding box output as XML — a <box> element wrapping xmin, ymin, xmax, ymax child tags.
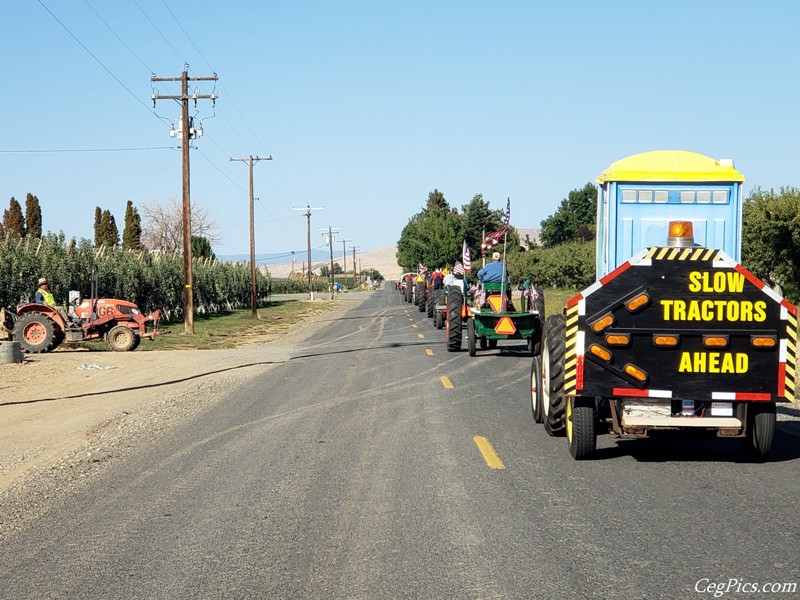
<box><xmin>2</xmin><ymin>268</ymin><xmax>165</xmax><ymax>353</ymax></box>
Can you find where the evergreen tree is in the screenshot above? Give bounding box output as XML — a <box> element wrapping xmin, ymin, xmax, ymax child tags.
<box><xmin>122</xmin><ymin>200</ymin><xmax>142</xmax><ymax>250</ymax></box>
<box><xmin>93</xmin><ymin>206</ymin><xmax>103</xmax><ymax>246</ymax></box>
<box><xmin>103</xmin><ymin>210</ymin><xmax>119</xmax><ymax>248</ymax></box>
<box><xmin>191</xmin><ymin>235</ymin><xmax>215</xmax><ymax>260</ymax></box>
<box><xmin>3</xmin><ymin>197</ymin><xmax>26</xmax><ymax>239</ymax></box>
<box><xmin>0</xmin><ymin>221</ymin><xmax>4</xmax><ymax>239</ymax></box>
<box><xmin>25</xmin><ymin>193</ymin><xmax>42</xmax><ymax>239</ymax></box>
<box><xmin>461</xmin><ymin>193</ymin><xmax>493</xmax><ymax>258</ymax></box>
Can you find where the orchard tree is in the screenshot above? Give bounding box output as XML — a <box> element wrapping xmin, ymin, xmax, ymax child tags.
<box><xmin>742</xmin><ymin>186</ymin><xmax>800</xmax><ymax>303</ymax></box>
<box><xmin>122</xmin><ymin>200</ymin><xmax>143</xmax><ymax>250</ymax></box>
<box><xmin>3</xmin><ymin>197</ymin><xmax>25</xmax><ymax>239</ymax></box>
<box><xmin>540</xmin><ymin>182</ymin><xmax>597</xmax><ymax>247</ymax></box>
<box><xmin>25</xmin><ymin>193</ymin><xmax>42</xmax><ymax>239</ymax></box>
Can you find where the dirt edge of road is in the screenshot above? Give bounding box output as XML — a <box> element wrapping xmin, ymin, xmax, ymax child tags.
<box><xmin>0</xmin><ymin>295</ymin><xmax>370</xmax><ymax>540</ymax></box>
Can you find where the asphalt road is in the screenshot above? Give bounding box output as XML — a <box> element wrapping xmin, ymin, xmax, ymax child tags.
<box><xmin>2</xmin><ymin>286</ymin><xmax>799</xmax><ymax>599</ymax></box>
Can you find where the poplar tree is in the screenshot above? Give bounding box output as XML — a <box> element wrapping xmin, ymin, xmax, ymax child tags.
<box><xmin>2</xmin><ymin>197</ymin><xmax>26</xmax><ymax>239</ymax></box>
<box><xmin>122</xmin><ymin>200</ymin><xmax>142</xmax><ymax>250</ymax></box>
<box><xmin>25</xmin><ymin>193</ymin><xmax>42</xmax><ymax>239</ymax></box>
<box><xmin>93</xmin><ymin>207</ymin><xmax>103</xmax><ymax>246</ymax></box>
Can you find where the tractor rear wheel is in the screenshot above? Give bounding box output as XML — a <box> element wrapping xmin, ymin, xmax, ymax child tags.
<box><xmin>107</xmin><ymin>325</ymin><xmax>140</xmax><ymax>352</ymax></box>
<box><xmin>567</xmin><ymin>396</ymin><xmax>596</xmax><ymax>459</ymax></box>
<box><xmin>530</xmin><ymin>356</ymin><xmax>543</xmax><ymax>423</ymax></box>
<box><xmin>542</xmin><ymin>314</ymin><xmax>567</xmax><ymax>436</ymax></box>
<box><xmin>435</xmin><ymin>311</ymin><xmax>444</xmax><ymax>330</ymax></box>
<box><xmin>742</xmin><ymin>402</ymin><xmax>776</xmax><ymax>461</ymax></box>
<box><xmin>15</xmin><ymin>313</ymin><xmax>57</xmax><ymax>353</ymax></box>
<box><xmin>426</xmin><ymin>290</ymin><xmax>435</xmax><ymax>318</ymax></box>
<box><xmin>416</xmin><ymin>282</ymin><xmax>425</xmax><ymax>308</ymax></box>
<box><xmin>467</xmin><ymin>318</ymin><xmax>477</xmax><ymax>356</ymax></box>
<box><xmin>446</xmin><ymin>286</ymin><xmax>462</xmax><ymax>352</ymax></box>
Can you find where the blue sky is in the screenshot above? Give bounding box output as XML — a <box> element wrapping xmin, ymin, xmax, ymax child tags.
<box><xmin>3</xmin><ymin>1</ymin><xmax>799</xmax><ymax>266</ymax></box>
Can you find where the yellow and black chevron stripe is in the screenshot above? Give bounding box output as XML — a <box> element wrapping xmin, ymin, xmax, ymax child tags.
<box><xmin>785</xmin><ymin>312</ymin><xmax>797</xmax><ymax>403</ymax></box>
<box><xmin>564</xmin><ymin>304</ymin><xmax>579</xmax><ymax>396</ymax></box>
<box><xmin>645</xmin><ymin>246</ymin><xmax>722</xmax><ymax>262</ymax></box>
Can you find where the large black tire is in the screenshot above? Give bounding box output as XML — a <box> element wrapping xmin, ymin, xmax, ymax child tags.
<box><xmin>530</xmin><ymin>356</ymin><xmax>543</xmax><ymax>423</ymax></box>
<box><xmin>542</xmin><ymin>314</ymin><xmax>567</xmax><ymax>436</ymax></box>
<box><xmin>435</xmin><ymin>311</ymin><xmax>444</xmax><ymax>330</ymax></box>
<box><xmin>107</xmin><ymin>325</ymin><xmax>139</xmax><ymax>352</ymax></box>
<box><xmin>405</xmin><ymin>284</ymin><xmax>412</xmax><ymax>303</ymax></box>
<box><xmin>467</xmin><ymin>318</ymin><xmax>477</xmax><ymax>356</ymax></box>
<box><xmin>446</xmin><ymin>286</ymin><xmax>462</xmax><ymax>352</ymax></box>
<box><xmin>528</xmin><ymin>287</ymin><xmax>545</xmax><ymax>355</ymax></box>
<box><xmin>742</xmin><ymin>402</ymin><xmax>776</xmax><ymax>461</ymax></box>
<box><xmin>567</xmin><ymin>396</ymin><xmax>596</xmax><ymax>459</ymax></box>
<box><xmin>426</xmin><ymin>290</ymin><xmax>435</xmax><ymax>318</ymax></box>
<box><xmin>14</xmin><ymin>312</ymin><xmax>57</xmax><ymax>354</ymax></box>
<box><xmin>415</xmin><ymin>282</ymin><xmax>425</xmax><ymax>308</ymax></box>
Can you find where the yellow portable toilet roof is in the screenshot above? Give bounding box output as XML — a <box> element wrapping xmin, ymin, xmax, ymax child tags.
<box><xmin>596</xmin><ymin>150</ymin><xmax>745</xmax><ymax>184</ymax></box>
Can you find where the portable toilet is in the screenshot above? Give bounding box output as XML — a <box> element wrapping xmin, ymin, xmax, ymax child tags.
<box><xmin>595</xmin><ymin>150</ymin><xmax>745</xmax><ymax>278</ymax></box>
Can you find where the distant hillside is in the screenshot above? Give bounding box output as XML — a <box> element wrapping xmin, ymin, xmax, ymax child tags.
<box><xmin>266</xmin><ymin>246</ymin><xmax>402</xmax><ymax>281</ymax></box>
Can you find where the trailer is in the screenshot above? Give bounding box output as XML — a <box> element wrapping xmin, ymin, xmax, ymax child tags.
<box><xmin>533</xmin><ymin>151</ymin><xmax>797</xmax><ymax>460</ymax></box>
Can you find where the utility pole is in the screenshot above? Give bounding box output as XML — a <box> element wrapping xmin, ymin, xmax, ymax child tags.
<box><xmin>319</xmin><ymin>226</ymin><xmax>341</xmax><ymax>299</ymax></box>
<box><xmin>292</xmin><ymin>205</ymin><xmax>324</xmax><ymax>299</ymax></box>
<box><xmin>152</xmin><ymin>65</ymin><xmax>218</xmax><ymax>334</ymax></box>
<box><xmin>291</xmin><ymin>251</ymin><xmax>296</xmax><ymax>273</ymax></box>
<box><xmin>229</xmin><ymin>155</ymin><xmax>272</xmax><ymax>317</ymax></box>
<box><xmin>351</xmin><ymin>245</ymin><xmax>360</xmax><ymax>289</ymax></box>
<box><xmin>340</xmin><ymin>238</ymin><xmax>351</xmax><ymax>289</ymax></box>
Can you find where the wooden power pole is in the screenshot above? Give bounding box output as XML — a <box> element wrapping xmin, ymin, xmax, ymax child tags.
<box><xmin>152</xmin><ymin>65</ymin><xmax>218</xmax><ymax>334</ymax></box>
<box><xmin>292</xmin><ymin>205</ymin><xmax>324</xmax><ymax>299</ymax></box>
<box><xmin>230</xmin><ymin>155</ymin><xmax>272</xmax><ymax>317</ymax></box>
<box><xmin>340</xmin><ymin>238</ymin><xmax>351</xmax><ymax>289</ymax></box>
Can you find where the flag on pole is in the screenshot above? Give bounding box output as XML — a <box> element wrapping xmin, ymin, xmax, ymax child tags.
<box><xmin>452</xmin><ymin>260</ymin><xmax>465</xmax><ymax>275</ymax></box>
<box><xmin>462</xmin><ymin>240</ymin><xmax>472</xmax><ymax>272</ymax></box>
<box><xmin>481</xmin><ymin>198</ymin><xmax>511</xmax><ymax>254</ymax></box>
<box><xmin>418</xmin><ymin>263</ymin><xmax>428</xmax><ymax>274</ymax></box>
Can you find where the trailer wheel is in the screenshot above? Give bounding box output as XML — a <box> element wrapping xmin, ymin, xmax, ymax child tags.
<box><xmin>467</xmin><ymin>318</ymin><xmax>477</xmax><ymax>356</ymax></box>
<box><xmin>530</xmin><ymin>355</ymin><xmax>543</xmax><ymax>423</ymax></box>
<box><xmin>446</xmin><ymin>286</ymin><xmax>462</xmax><ymax>352</ymax></box>
<box><xmin>542</xmin><ymin>314</ymin><xmax>567</xmax><ymax>436</ymax></box>
<box><xmin>567</xmin><ymin>396</ymin><xmax>596</xmax><ymax>459</ymax></box>
<box><xmin>426</xmin><ymin>290</ymin><xmax>435</xmax><ymax>318</ymax></box>
<box><xmin>742</xmin><ymin>402</ymin><xmax>776</xmax><ymax>461</ymax></box>
<box><xmin>15</xmin><ymin>313</ymin><xmax>57</xmax><ymax>354</ymax></box>
<box><xmin>107</xmin><ymin>325</ymin><xmax>139</xmax><ymax>352</ymax></box>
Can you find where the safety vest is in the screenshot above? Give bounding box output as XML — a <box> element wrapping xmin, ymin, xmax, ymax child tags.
<box><xmin>38</xmin><ymin>289</ymin><xmax>56</xmax><ymax>307</ymax></box>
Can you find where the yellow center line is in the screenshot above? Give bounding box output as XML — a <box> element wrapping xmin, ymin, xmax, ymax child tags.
<box><xmin>440</xmin><ymin>375</ymin><xmax>453</xmax><ymax>388</ymax></box>
<box><xmin>412</xmin><ymin>324</ymin><xmax>418</xmax><ymax>328</ymax></box>
<box><xmin>473</xmin><ymin>436</ymin><xmax>505</xmax><ymax>470</ymax></box>
<box><xmin>418</xmin><ymin>333</ymin><xmax>425</xmax><ymax>339</ymax></box>
<box><xmin>425</xmin><ymin>349</ymin><xmax>434</xmax><ymax>356</ymax></box>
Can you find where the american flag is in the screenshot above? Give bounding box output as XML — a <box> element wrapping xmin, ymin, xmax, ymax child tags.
<box><xmin>481</xmin><ymin>198</ymin><xmax>511</xmax><ymax>254</ymax></box>
<box><xmin>452</xmin><ymin>260</ymin><xmax>465</xmax><ymax>275</ymax></box>
<box><xmin>418</xmin><ymin>263</ymin><xmax>428</xmax><ymax>274</ymax></box>
<box><xmin>462</xmin><ymin>240</ymin><xmax>471</xmax><ymax>272</ymax></box>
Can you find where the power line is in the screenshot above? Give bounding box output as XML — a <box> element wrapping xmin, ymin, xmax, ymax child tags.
<box><xmin>0</xmin><ymin>146</ymin><xmax>175</xmax><ymax>154</ymax></box>
<box><xmin>83</xmin><ymin>0</ymin><xmax>152</xmax><ymax>73</ymax></box>
<box><xmin>37</xmin><ymin>0</ymin><xmax>168</xmax><ymax>125</ymax></box>
<box><xmin>132</xmin><ymin>0</ymin><xmax>185</xmax><ymax>64</ymax></box>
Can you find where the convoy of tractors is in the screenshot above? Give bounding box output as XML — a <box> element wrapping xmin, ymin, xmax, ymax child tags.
<box><xmin>399</xmin><ymin>150</ymin><xmax>798</xmax><ymax>462</ymax></box>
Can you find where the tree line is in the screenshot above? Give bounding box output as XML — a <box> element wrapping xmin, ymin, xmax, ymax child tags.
<box><xmin>396</xmin><ymin>184</ymin><xmax>800</xmax><ymax>305</ymax></box>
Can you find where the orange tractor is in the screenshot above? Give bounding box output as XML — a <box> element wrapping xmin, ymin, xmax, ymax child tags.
<box><xmin>1</xmin><ymin>270</ymin><xmax>165</xmax><ymax>353</ymax></box>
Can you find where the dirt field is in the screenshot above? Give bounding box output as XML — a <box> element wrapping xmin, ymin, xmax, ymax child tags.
<box><xmin>0</xmin><ymin>299</ymin><xmax>356</xmax><ymax>497</ymax></box>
